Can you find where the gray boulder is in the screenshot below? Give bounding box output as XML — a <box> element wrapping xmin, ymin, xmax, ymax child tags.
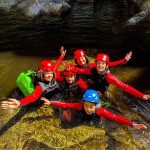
<box><xmin>127</xmin><ymin>0</ymin><xmax>150</xmax><ymax>25</ymax></box>
<box><xmin>0</xmin><ymin>0</ymin><xmax>71</xmax><ymax>17</ymax></box>
<box><xmin>0</xmin><ymin>0</ymin><xmax>20</xmax><ymax>9</ymax></box>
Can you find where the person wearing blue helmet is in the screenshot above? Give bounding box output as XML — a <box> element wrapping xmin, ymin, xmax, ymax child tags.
<box><xmin>41</xmin><ymin>89</ymin><xmax>147</xmax><ymax>130</ymax></box>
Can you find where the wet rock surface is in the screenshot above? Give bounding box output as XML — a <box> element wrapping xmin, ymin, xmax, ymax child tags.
<box><xmin>127</xmin><ymin>0</ymin><xmax>150</xmax><ymax>25</ymax></box>
<box><xmin>0</xmin><ymin>0</ymin><xmax>150</xmax><ymax>50</ymax></box>
<box><xmin>0</xmin><ymin>0</ymin><xmax>71</xmax><ymax>17</ymax></box>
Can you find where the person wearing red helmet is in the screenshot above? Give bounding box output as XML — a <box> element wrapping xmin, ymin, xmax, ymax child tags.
<box><xmin>65</xmin><ymin>49</ymin><xmax>132</xmax><ymax>75</ymax></box>
<box><xmin>53</xmin><ymin>70</ymin><xmax>89</xmax><ymax>123</ymax></box>
<box><xmin>1</xmin><ymin>47</ymin><xmax>66</xmax><ymax>109</ymax></box>
<box><xmin>58</xmin><ymin>70</ymin><xmax>89</xmax><ymax>103</ymax></box>
<box><xmin>40</xmin><ymin>89</ymin><xmax>147</xmax><ymax>130</ymax></box>
<box><xmin>74</xmin><ymin>49</ymin><xmax>88</xmax><ymax>67</ymax></box>
<box><xmin>69</xmin><ymin>53</ymin><xmax>150</xmax><ymax>100</ymax></box>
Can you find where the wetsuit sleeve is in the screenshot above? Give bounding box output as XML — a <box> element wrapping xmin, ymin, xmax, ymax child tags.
<box><xmin>50</xmin><ymin>101</ymin><xmax>83</xmax><ymax>110</ymax></box>
<box><xmin>20</xmin><ymin>85</ymin><xmax>43</xmax><ymax>106</ymax></box>
<box><xmin>105</xmin><ymin>73</ymin><xmax>144</xmax><ymax>99</ymax></box>
<box><xmin>109</xmin><ymin>58</ymin><xmax>126</xmax><ymax>68</ymax></box>
<box><xmin>76</xmin><ymin>78</ymin><xmax>89</xmax><ymax>91</ymax></box>
<box><xmin>96</xmin><ymin>107</ymin><xmax>132</xmax><ymax>126</ymax></box>
<box><xmin>70</xmin><ymin>65</ymin><xmax>92</xmax><ymax>75</ymax></box>
<box><xmin>53</xmin><ymin>56</ymin><xmax>63</xmax><ymax>71</ymax></box>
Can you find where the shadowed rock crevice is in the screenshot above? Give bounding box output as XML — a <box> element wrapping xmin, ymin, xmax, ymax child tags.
<box><xmin>0</xmin><ymin>0</ymin><xmax>150</xmax><ymax>51</ymax></box>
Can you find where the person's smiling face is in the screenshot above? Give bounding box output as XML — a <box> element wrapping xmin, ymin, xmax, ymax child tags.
<box><xmin>84</xmin><ymin>101</ymin><xmax>97</xmax><ymax>115</ymax></box>
<box><xmin>76</xmin><ymin>56</ymin><xmax>87</xmax><ymax>66</ymax></box>
<box><xmin>65</xmin><ymin>74</ymin><xmax>75</xmax><ymax>84</ymax></box>
<box><xmin>96</xmin><ymin>61</ymin><xmax>108</xmax><ymax>73</ymax></box>
<box><xmin>44</xmin><ymin>71</ymin><xmax>54</xmax><ymax>82</ymax></box>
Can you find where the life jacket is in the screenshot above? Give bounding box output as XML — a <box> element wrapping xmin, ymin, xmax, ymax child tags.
<box><xmin>90</xmin><ymin>68</ymin><xmax>110</xmax><ymax>94</ymax></box>
<box><xmin>16</xmin><ymin>70</ymin><xmax>37</xmax><ymax>96</ymax></box>
<box><xmin>38</xmin><ymin>80</ymin><xmax>60</xmax><ymax>99</ymax></box>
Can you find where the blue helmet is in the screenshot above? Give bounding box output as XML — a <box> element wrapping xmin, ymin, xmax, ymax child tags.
<box><xmin>82</xmin><ymin>89</ymin><xmax>100</xmax><ymax>104</ymax></box>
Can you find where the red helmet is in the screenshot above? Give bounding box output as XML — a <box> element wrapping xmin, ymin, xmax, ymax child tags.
<box><xmin>63</xmin><ymin>70</ymin><xmax>75</xmax><ymax>76</ymax></box>
<box><xmin>95</xmin><ymin>53</ymin><xmax>109</xmax><ymax>64</ymax></box>
<box><xmin>74</xmin><ymin>49</ymin><xmax>86</xmax><ymax>60</ymax></box>
<box><xmin>39</xmin><ymin>60</ymin><xmax>53</xmax><ymax>71</ymax></box>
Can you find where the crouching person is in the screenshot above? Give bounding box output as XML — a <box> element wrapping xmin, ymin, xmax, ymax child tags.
<box><xmin>41</xmin><ymin>89</ymin><xmax>147</xmax><ymax>130</ymax></box>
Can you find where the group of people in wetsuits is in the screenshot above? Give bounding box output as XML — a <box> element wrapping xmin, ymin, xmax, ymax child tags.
<box><xmin>1</xmin><ymin>46</ymin><xmax>150</xmax><ymax>130</ymax></box>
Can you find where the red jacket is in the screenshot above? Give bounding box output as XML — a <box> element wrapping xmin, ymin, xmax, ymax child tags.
<box><xmin>50</xmin><ymin>101</ymin><xmax>132</xmax><ymax>126</ymax></box>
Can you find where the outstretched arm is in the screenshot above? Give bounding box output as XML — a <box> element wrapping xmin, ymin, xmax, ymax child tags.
<box><xmin>1</xmin><ymin>98</ymin><xmax>20</xmax><ymax>109</ymax></box>
<box><xmin>109</xmin><ymin>51</ymin><xmax>132</xmax><ymax>67</ymax></box>
<box><xmin>1</xmin><ymin>85</ymin><xmax>43</xmax><ymax>109</ymax></box>
<box><xmin>97</xmin><ymin>107</ymin><xmax>147</xmax><ymax>129</ymax></box>
<box><xmin>76</xmin><ymin>78</ymin><xmax>89</xmax><ymax>91</ymax></box>
<box><xmin>105</xmin><ymin>73</ymin><xmax>150</xmax><ymax>100</ymax></box>
<box><xmin>53</xmin><ymin>46</ymin><xmax>67</xmax><ymax>71</ymax></box>
<box><xmin>132</xmin><ymin>122</ymin><xmax>147</xmax><ymax>130</ymax></box>
<box><xmin>41</xmin><ymin>97</ymin><xmax>83</xmax><ymax>110</ymax></box>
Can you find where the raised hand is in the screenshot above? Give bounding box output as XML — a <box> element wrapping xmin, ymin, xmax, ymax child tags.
<box><xmin>63</xmin><ymin>61</ymin><xmax>73</xmax><ymax>71</ymax></box>
<box><xmin>132</xmin><ymin>122</ymin><xmax>147</xmax><ymax>130</ymax></box>
<box><xmin>143</xmin><ymin>94</ymin><xmax>150</xmax><ymax>100</ymax></box>
<box><xmin>60</xmin><ymin>46</ymin><xmax>66</xmax><ymax>58</ymax></box>
<box><xmin>1</xmin><ymin>98</ymin><xmax>20</xmax><ymax>109</ymax></box>
<box><xmin>125</xmin><ymin>51</ymin><xmax>132</xmax><ymax>62</ymax></box>
<box><xmin>41</xmin><ymin>97</ymin><xmax>51</xmax><ymax>105</ymax></box>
